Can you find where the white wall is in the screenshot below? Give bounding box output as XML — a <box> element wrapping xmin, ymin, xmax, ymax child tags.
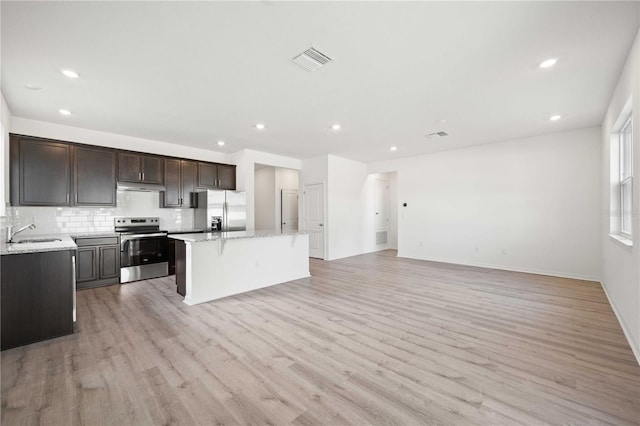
<box><xmin>327</xmin><ymin>155</ymin><xmax>369</xmax><ymax>260</ymax></box>
<box><xmin>10</xmin><ymin>117</ymin><xmax>231</xmax><ymax>163</ymax></box>
<box><xmin>388</xmin><ymin>172</ymin><xmax>398</xmax><ymax>249</ymax></box>
<box><xmin>300</xmin><ymin>155</ymin><xmax>398</xmax><ymax>260</ymax></box>
<box><xmin>369</xmin><ymin>127</ymin><xmax>602</xmax><ymax>281</ymax></box>
<box><xmin>601</xmin><ymin>29</ymin><xmax>640</xmax><ymax>363</ymax></box>
<box><xmin>1</xmin><ymin>92</ymin><xmax>12</xmax><ymax>217</ymax></box>
<box><xmin>254</xmin><ymin>166</ymin><xmax>276</xmax><ymax>230</ymax></box>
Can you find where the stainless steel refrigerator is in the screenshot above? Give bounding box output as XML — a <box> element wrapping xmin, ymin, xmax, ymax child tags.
<box><xmin>194</xmin><ymin>190</ymin><xmax>247</xmax><ymax>232</ymax></box>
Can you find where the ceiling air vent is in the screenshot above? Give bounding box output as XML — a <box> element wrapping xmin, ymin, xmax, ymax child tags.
<box><xmin>426</xmin><ymin>131</ymin><xmax>449</xmax><ymax>138</ymax></box>
<box><xmin>293</xmin><ymin>47</ymin><xmax>332</xmax><ymax>72</ymax></box>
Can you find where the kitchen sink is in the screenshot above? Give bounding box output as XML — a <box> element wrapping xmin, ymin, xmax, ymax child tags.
<box><xmin>15</xmin><ymin>238</ymin><xmax>62</xmax><ymax>244</ymax></box>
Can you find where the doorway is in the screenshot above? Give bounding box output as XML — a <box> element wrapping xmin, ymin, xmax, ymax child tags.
<box><xmin>374</xmin><ymin>178</ymin><xmax>390</xmax><ymax>247</ymax></box>
<box><xmin>254</xmin><ymin>164</ymin><xmax>299</xmax><ymax>231</ymax></box>
<box><xmin>303</xmin><ymin>183</ymin><xmax>325</xmax><ymax>259</ymax></box>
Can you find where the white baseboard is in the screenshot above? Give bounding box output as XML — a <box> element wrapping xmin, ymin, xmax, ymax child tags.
<box><xmin>396</xmin><ymin>252</ymin><xmax>601</xmax><ymax>282</ymax></box>
<box><xmin>600</xmin><ymin>281</ymin><xmax>640</xmax><ymax>366</ymax></box>
<box><xmin>327</xmin><ymin>245</ymin><xmax>393</xmax><ymax>261</ymax></box>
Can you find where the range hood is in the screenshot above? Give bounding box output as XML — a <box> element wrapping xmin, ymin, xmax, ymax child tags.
<box><xmin>117</xmin><ymin>181</ymin><xmax>166</xmax><ymax>192</ymax></box>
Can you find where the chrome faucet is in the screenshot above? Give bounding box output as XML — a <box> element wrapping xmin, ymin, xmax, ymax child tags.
<box><xmin>6</xmin><ymin>223</ymin><xmax>36</xmax><ymax>243</ymax></box>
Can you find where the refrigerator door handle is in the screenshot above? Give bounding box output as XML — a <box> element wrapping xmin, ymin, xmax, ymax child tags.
<box><xmin>224</xmin><ymin>201</ymin><xmax>228</xmax><ymax>231</ymax></box>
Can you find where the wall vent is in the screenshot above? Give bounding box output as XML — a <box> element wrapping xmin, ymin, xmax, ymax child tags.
<box><xmin>293</xmin><ymin>47</ymin><xmax>332</xmax><ymax>72</ymax></box>
<box><xmin>426</xmin><ymin>131</ymin><xmax>449</xmax><ymax>138</ymax></box>
<box><xmin>376</xmin><ymin>231</ymin><xmax>388</xmax><ymax>245</ymax></box>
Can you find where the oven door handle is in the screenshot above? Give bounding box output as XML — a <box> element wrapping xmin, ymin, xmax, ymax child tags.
<box><xmin>121</xmin><ymin>233</ymin><xmax>168</xmax><ymax>241</ymax></box>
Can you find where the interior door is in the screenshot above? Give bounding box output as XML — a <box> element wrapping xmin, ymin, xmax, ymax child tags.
<box><xmin>304</xmin><ymin>183</ymin><xmax>324</xmax><ymax>259</ymax></box>
<box><xmin>281</xmin><ymin>189</ymin><xmax>299</xmax><ymax>231</ymax></box>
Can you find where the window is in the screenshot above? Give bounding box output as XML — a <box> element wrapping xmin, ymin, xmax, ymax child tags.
<box><xmin>611</xmin><ymin>100</ymin><xmax>634</xmax><ymax>243</ymax></box>
<box><xmin>619</xmin><ymin>115</ymin><xmax>633</xmax><ymax>237</ymax></box>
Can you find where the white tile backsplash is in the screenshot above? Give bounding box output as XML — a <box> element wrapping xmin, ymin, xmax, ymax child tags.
<box><xmin>2</xmin><ymin>191</ymin><xmax>194</xmax><ymax>238</ymax></box>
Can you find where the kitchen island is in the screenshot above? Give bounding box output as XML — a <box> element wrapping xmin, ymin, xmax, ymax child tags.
<box><xmin>168</xmin><ymin>230</ymin><xmax>310</xmax><ymax>305</ymax></box>
<box><xmin>1</xmin><ymin>235</ymin><xmax>78</xmax><ymax>350</ymax></box>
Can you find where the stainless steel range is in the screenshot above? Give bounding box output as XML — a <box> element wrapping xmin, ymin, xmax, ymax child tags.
<box><xmin>115</xmin><ymin>217</ymin><xmax>169</xmax><ymax>283</ymax></box>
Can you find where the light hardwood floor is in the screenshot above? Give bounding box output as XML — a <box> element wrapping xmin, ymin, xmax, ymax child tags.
<box><xmin>2</xmin><ymin>250</ymin><xmax>639</xmax><ymax>425</ymax></box>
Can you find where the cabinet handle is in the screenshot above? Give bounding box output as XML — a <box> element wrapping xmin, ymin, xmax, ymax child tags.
<box><xmin>66</xmin><ymin>193</ymin><xmax>70</xmax><ymax>203</ymax></box>
<box><xmin>142</xmin><ymin>172</ymin><xmax>145</xmax><ymax>181</ymax></box>
<box><xmin>139</xmin><ymin>172</ymin><xmax>142</xmax><ymax>180</ymax></box>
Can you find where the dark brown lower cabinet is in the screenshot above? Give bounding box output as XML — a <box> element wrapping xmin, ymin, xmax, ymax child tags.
<box><xmin>175</xmin><ymin>240</ymin><xmax>186</xmax><ymax>296</ymax></box>
<box><xmin>75</xmin><ymin>237</ymin><xmax>120</xmax><ymax>289</ymax></box>
<box><xmin>1</xmin><ymin>250</ymin><xmax>75</xmax><ymax>350</ymax></box>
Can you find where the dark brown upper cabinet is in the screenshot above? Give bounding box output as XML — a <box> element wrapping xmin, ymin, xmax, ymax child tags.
<box><xmin>197</xmin><ymin>162</ymin><xmax>236</xmax><ymax>190</ymax></box>
<box><xmin>10</xmin><ymin>133</ymin><xmax>236</xmax><ymax>208</ymax></box>
<box><xmin>181</xmin><ymin>161</ymin><xmax>198</xmax><ymax>207</ymax></box>
<box><xmin>197</xmin><ymin>162</ymin><xmax>217</xmax><ymax>188</ymax></box>
<box><xmin>74</xmin><ymin>146</ymin><xmax>117</xmax><ymax>206</ymax></box>
<box><xmin>118</xmin><ymin>152</ymin><xmax>163</xmax><ymax>184</ymax></box>
<box><xmin>11</xmin><ymin>135</ymin><xmax>72</xmax><ymax>206</ymax></box>
<box><xmin>161</xmin><ymin>159</ymin><xmax>197</xmax><ymax>208</ymax></box>
<box><xmin>217</xmin><ymin>164</ymin><xmax>236</xmax><ymax>190</ymax></box>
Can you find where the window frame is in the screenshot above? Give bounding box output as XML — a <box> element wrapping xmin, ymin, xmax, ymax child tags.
<box><xmin>618</xmin><ymin>114</ymin><xmax>633</xmax><ymax>239</ymax></box>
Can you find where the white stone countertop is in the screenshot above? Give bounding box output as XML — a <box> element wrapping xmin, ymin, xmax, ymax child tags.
<box><xmin>168</xmin><ymin>229</ymin><xmax>312</xmax><ymax>243</ymax></box>
<box><xmin>1</xmin><ymin>231</ymin><xmax>121</xmax><ymax>255</ymax></box>
<box><xmin>1</xmin><ymin>235</ymin><xmax>78</xmax><ymax>255</ymax></box>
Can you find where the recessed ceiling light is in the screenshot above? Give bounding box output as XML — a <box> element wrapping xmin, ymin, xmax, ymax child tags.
<box><xmin>59</xmin><ymin>109</ymin><xmax>72</xmax><ymax>116</ymax></box>
<box><xmin>217</xmin><ymin>140</ymin><xmax>225</xmax><ymax>146</ymax></box>
<box><xmin>25</xmin><ymin>83</ymin><xmax>42</xmax><ymax>90</ymax></box>
<box><xmin>539</xmin><ymin>58</ymin><xmax>557</xmax><ymax>68</ymax></box>
<box><xmin>549</xmin><ymin>115</ymin><xmax>562</xmax><ymax>121</ymax></box>
<box><xmin>390</xmin><ymin>146</ymin><xmax>397</xmax><ymax>151</ymax></box>
<box><xmin>255</xmin><ymin>123</ymin><xmax>265</xmax><ymax>130</ymax></box>
<box><xmin>61</xmin><ymin>69</ymin><xmax>79</xmax><ymax>79</ymax></box>
<box><xmin>331</xmin><ymin>124</ymin><xmax>341</xmax><ymax>131</ymax></box>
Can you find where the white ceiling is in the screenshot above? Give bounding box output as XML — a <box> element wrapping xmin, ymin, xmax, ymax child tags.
<box><xmin>2</xmin><ymin>1</ymin><xmax>639</xmax><ymax>163</ymax></box>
